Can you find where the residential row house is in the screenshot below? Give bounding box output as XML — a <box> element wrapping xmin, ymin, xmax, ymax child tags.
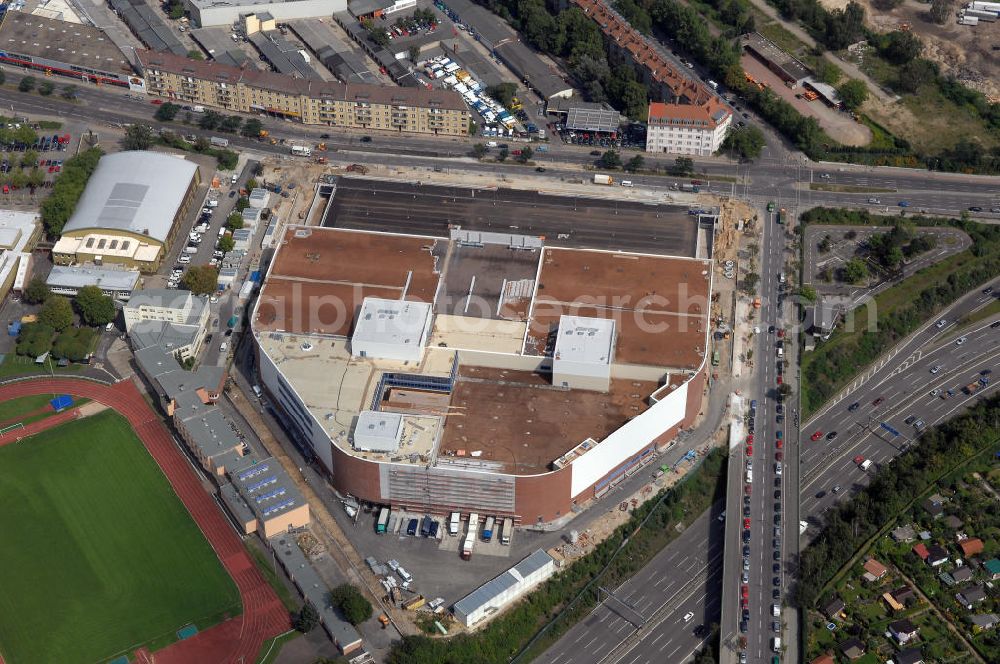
<box><xmin>135</xmin><ymin>49</ymin><xmax>471</xmax><ymax>136</ymax></box>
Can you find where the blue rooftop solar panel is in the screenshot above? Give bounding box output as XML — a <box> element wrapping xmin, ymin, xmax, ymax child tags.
<box><xmin>255</xmin><ymin>487</ymin><xmax>287</xmax><ymax>504</ymax></box>
<box><xmin>262</xmin><ymin>499</ymin><xmax>296</xmax><ymax>517</ymax></box>
<box><xmin>247</xmin><ymin>476</ymin><xmax>277</xmax><ymax>493</ymax></box>
<box><xmin>238</xmin><ymin>463</ymin><xmax>270</xmax><ymax>481</ymax></box>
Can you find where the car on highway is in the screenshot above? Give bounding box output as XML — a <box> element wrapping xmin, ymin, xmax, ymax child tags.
<box><xmin>742</xmin><ymin>530</ymin><xmax>751</xmax><ymax>542</ymax></box>
<box><xmin>746</xmin><ymin>444</ymin><xmax>753</xmax><ymax>455</ymax></box>
<box><xmin>744</xmin><ymin>517</ymin><xmax>751</xmax><ymax>529</ymax></box>
<box><xmin>775</xmin><ymin>439</ymin><xmax>783</xmax><ymax>449</ymax></box>
<box><xmin>360</xmin><ymin>136</ymin><xmax>372</xmax><ymax>142</ymax></box>
<box><xmin>992</xmin><ymin>208</ymin><xmax>1000</xmax><ymax>214</ymax></box>
<box><xmin>772</xmin><ymin>576</ymin><xmax>780</xmax><ymax>586</ymax></box>
<box><xmin>810</xmin><ymin>431</ymin><xmax>823</xmax><ymax>441</ymax></box>
<box><xmin>773</xmin><ymin>563</ymin><xmax>781</xmax><ymax>573</ymax></box>
<box><xmin>897</xmin><ymin>200</ymin><xmax>910</xmax><ymax>207</ymax></box>
<box><xmin>848</xmin><ymin>401</ymin><xmax>860</xmax><ymax>412</ymax></box>
<box><xmin>867</xmin><ymin>197</ymin><xmax>880</xmax><ymax>204</ymax></box>
<box><xmin>956</xmin><ymin>336</ymin><xmax>967</xmax><ymax>345</ymax></box>
<box><xmin>775</xmin><ymin>451</ymin><xmax>783</xmax><ymax>461</ymax></box>
<box><xmin>745</xmin><ymin>484</ymin><xmax>752</xmax><ymax>495</ymax></box>
<box><xmin>936</xmin><ymin>319</ymin><xmax>948</xmax><ymax>328</ymax></box>
<box><xmin>773</xmin><ymin>588</ymin><xmax>781</xmax><ymax>599</ymax></box>
<box><xmin>743</xmin><ymin>544</ymin><xmax>750</xmax><ymax>556</ymax></box>
<box><xmin>773</xmin><ymin>550</ymin><xmax>781</xmax><ymax>561</ymax></box>
<box><xmin>826</xmin><ymin>431</ymin><xmax>838</xmax><ymax>441</ymax></box>
<box><xmin>768</xmin><ymin>325</ymin><xmax>775</xmax><ymax>334</ymax></box>
<box><xmin>775</xmin><ymin>430</ymin><xmax>783</xmax><ymax>440</ymax></box>
<box><xmin>872</xmin><ymin>397</ymin><xmax>885</xmax><ymax>407</ymax></box>
<box><xmin>969</xmin><ymin>206</ymin><xmax>983</xmax><ymax>212</ymax></box>
<box><xmin>742</xmin><ymin>570</ymin><xmax>749</xmax><ymax>583</ymax></box>
<box><xmin>984</xmin><ymin>286</ymin><xmax>994</xmax><ymax>295</ymax></box>
<box><xmin>930</xmin><ymin>365</ymin><xmax>942</xmax><ymax>374</ymax></box>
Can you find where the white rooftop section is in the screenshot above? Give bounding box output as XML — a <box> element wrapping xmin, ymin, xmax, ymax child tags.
<box><xmin>351</xmin><ymin>297</ymin><xmax>433</xmax><ymax>362</ymax></box>
<box><xmin>0</xmin><ymin>210</ymin><xmax>36</xmax><ymax>249</ymax></box>
<box><xmin>553</xmin><ymin>315</ymin><xmax>615</xmax><ymax>365</ymax></box>
<box><xmin>352</xmin><ymin>410</ymin><xmax>403</xmax><ymax>453</ymax></box>
<box><xmin>46</xmin><ymin>265</ymin><xmax>141</xmax><ymax>294</ymax></box>
<box><xmin>62</xmin><ymin>151</ymin><xmax>198</xmax><ymax>244</ymax></box>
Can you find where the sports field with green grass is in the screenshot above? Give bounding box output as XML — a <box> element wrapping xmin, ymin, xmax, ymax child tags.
<box><xmin>0</xmin><ymin>410</ymin><xmax>241</xmax><ymax>664</ymax></box>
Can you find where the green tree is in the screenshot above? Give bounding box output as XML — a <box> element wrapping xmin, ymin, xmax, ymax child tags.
<box><xmin>20</xmin><ymin>149</ymin><xmax>39</xmax><ymax>170</ymax></box>
<box><xmin>53</xmin><ymin>327</ymin><xmax>93</xmax><ymax>361</ymax></box>
<box><xmin>199</xmin><ymin>110</ymin><xmax>223</xmax><ymax>130</ymax></box>
<box><xmin>39</xmin><ymin>295</ymin><xmax>73</xmax><ymax>331</ymax></box>
<box><xmin>61</xmin><ymin>84</ymin><xmax>78</xmax><ymax>100</ymax></box>
<box><xmin>220</xmin><ymin>115</ymin><xmax>242</xmax><ymax>133</ymax></box>
<box><xmin>23</xmin><ymin>277</ymin><xmax>50</xmax><ymax>304</ymax></box>
<box><xmin>516</xmin><ymin>146</ymin><xmax>533</xmax><ymax>163</ymax></box>
<box><xmin>122</xmin><ymin>124</ymin><xmax>155</xmax><ymax>151</ymax></box>
<box><xmin>472</xmin><ymin>143</ymin><xmax>487</xmax><ymax>160</ymax></box>
<box><xmin>246</xmin><ymin>178</ymin><xmax>258</xmax><ymax>190</ymax></box>
<box><xmin>409</xmin><ymin>45</ymin><xmax>420</xmax><ymax>63</ymax></box>
<box><xmin>799</xmin><ymin>285</ymin><xmax>818</xmax><ymax>303</ymax></box>
<box><xmin>293</xmin><ymin>603</ymin><xmax>320</xmax><ymax>633</ymax></box>
<box><xmin>215</xmin><ymin>150</ymin><xmax>238</xmax><ymax>170</ymax></box>
<box><xmin>722</xmin><ymin>125</ymin><xmax>766</xmax><ymax>160</ymax></box>
<box><xmin>671</xmin><ymin>156</ymin><xmax>694</xmax><ymax>176</ymax></box>
<box><xmin>169</xmin><ymin>1</ymin><xmax>185</xmax><ymax>19</ymax></box>
<box><xmin>879</xmin><ymin>31</ymin><xmax>923</xmax><ymax>65</ymax></box>
<box><xmin>182</xmin><ymin>265</ymin><xmax>218</xmax><ymax>295</ymax></box>
<box><xmin>600</xmin><ymin>150</ymin><xmax>622</xmax><ymax>169</ymax></box>
<box><xmin>155</xmin><ymin>102</ymin><xmax>181</xmax><ymax>122</ymax></box>
<box><xmin>843</xmin><ymin>258</ymin><xmax>868</xmax><ymax>283</ymax></box>
<box><xmin>18</xmin><ymin>76</ymin><xmax>36</xmax><ymax>92</ymax></box>
<box><xmin>837</xmin><ymin>79</ymin><xmax>869</xmax><ymax>111</ymax></box>
<box><xmin>497</xmin><ymin>145</ymin><xmax>509</xmax><ymax>162</ymax></box>
<box><xmin>74</xmin><ymin>285</ymin><xmax>116</xmax><ymax>326</ymax></box>
<box><xmin>928</xmin><ymin>0</ymin><xmax>953</xmax><ymax>23</ymax></box>
<box><xmin>228</xmin><ymin>213</ymin><xmax>245</xmax><ymax>232</ymax></box>
<box><xmin>16</xmin><ymin>322</ymin><xmax>54</xmax><ymax>357</ymax></box>
<box><xmin>234</xmin><ymin>196</ymin><xmax>250</xmax><ymax>212</ymax></box>
<box><xmin>38</xmin><ymin>81</ymin><xmax>54</xmax><ymax>96</ymax></box>
<box><xmin>485</xmin><ymin>82</ymin><xmax>518</xmax><ymax>108</ymax></box>
<box><xmin>241</xmin><ymin>118</ymin><xmax>263</xmax><ymax>138</ymax></box>
<box><xmin>217</xmin><ymin>234</ymin><xmax>235</xmax><ymax>253</ymax></box>
<box><xmin>329</xmin><ymin>584</ymin><xmax>372</xmax><ymax>626</ymax></box>
<box><xmin>624</xmin><ymin>155</ymin><xmax>645</xmax><ymax>173</ymax></box>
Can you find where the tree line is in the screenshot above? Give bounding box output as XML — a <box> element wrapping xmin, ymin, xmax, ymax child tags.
<box><xmin>39</xmin><ymin>147</ymin><xmax>103</xmax><ymax>236</ymax></box>
<box><xmin>16</xmin><ymin>280</ymin><xmax>115</xmax><ymax>361</ymax></box>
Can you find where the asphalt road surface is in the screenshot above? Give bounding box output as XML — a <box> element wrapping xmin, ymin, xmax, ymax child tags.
<box><xmin>324</xmin><ymin>178</ymin><xmax>699</xmax><ymax>255</ymax></box>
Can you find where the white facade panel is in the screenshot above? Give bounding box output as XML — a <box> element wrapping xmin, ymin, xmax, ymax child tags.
<box><xmin>569</xmin><ymin>380</ymin><xmax>688</xmax><ymax>497</ymax></box>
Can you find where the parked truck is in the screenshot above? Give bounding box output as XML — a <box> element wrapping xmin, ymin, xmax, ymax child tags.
<box><xmin>777</xmin><ymin>208</ymin><xmax>787</xmax><ymax>225</ymax></box>
<box><xmin>680</xmin><ymin>183</ymin><xmax>700</xmax><ymax>193</ymax></box>
<box><xmin>376</xmin><ymin>507</ymin><xmax>390</xmax><ymax>533</ymax></box>
<box><xmin>461</xmin><ymin>531</ymin><xmax>475</xmax><ymax>560</ymax></box>
<box><xmin>482</xmin><ymin>516</ymin><xmax>495</xmax><ymax>542</ymax></box>
<box><xmin>290</xmin><ymin>144</ymin><xmax>313</xmax><ymax>157</ymax></box>
<box><xmin>593</xmin><ymin>174</ymin><xmax>613</xmax><ymax>185</ymax></box>
<box><xmin>209</xmin><ymin>136</ymin><xmax>229</xmax><ymax>148</ymax></box>
<box><xmin>448</xmin><ymin>512</ymin><xmax>460</xmax><ymax>536</ymax></box>
<box><xmin>500</xmin><ymin>517</ymin><xmax>513</xmax><ymax>545</ymax></box>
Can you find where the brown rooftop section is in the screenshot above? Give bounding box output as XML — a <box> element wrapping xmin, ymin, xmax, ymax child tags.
<box><xmin>0</xmin><ymin>12</ymin><xmax>133</xmax><ymax>73</ymax></box>
<box><xmin>255</xmin><ymin>227</ymin><xmax>441</xmax><ymax>335</ymax></box>
<box><xmin>135</xmin><ymin>49</ymin><xmax>469</xmax><ymax>111</ymax></box>
<box><xmin>439</xmin><ymin>366</ymin><xmax>659</xmax><ymax>475</ymax></box>
<box><xmin>528</xmin><ymin>248</ymin><xmax>710</xmax><ymax>368</ymax></box>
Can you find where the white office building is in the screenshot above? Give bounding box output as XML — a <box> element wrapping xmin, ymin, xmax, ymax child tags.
<box><xmin>645</xmin><ymin>101</ymin><xmax>732</xmax><ymax>156</ymax></box>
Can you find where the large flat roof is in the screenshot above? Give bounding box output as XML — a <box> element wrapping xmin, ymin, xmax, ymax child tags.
<box><xmin>255</xmin><ymin>227</ymin><xmax>441</xmax><ymax>336</ymax></box>
<box><xmin>62</xmin><ymin>151</ymin><xmax>198</xmax><ymax>244</ymax></box>
<box><xmin>528</xmin><ymin>247</ymin><xmax>710</xmax><ymax>369</ymax></box>
<box><xmin>554</xmin><ymin>315</ymin><xmax>615</xmax><ymax>365</ymax></box>
<box><xmin>46</xmin><ymin>265</ymin><xmax>141</xmax><ymax>291</ymax></box>
<box><xmin>439</xmin><ymin>366</ymin><xmax>659</xmax><ymax>475</ymax></box>
<box><xmin>352</xmin><ymin>297</ymin><xmax>432</xmax><ymax>349</ymax></box>
<box><xmin>0</xmin><ymin>12</ymin><xmax>133</xmax><ymax>75</ymax></box>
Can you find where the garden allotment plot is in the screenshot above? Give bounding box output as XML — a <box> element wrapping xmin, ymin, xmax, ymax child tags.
<box><xmin>0</xmin><ymin>410</ymin><xmax>240</xmax><ymax>664</ymax></box>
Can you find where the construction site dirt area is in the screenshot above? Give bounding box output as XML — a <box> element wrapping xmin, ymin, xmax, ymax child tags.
<box><xmin>842</xmin><ymin>0</ymin><xmax>1000</xmax><ymax>101</ymax></box>
<box><xmin>439</xmin><ymin>366</ymin><xmax>659</xmax><ymax>475</ymax></box>
<box><xmin>742</xmin><ymin>55</ymin><xmax>872</xmax><ymax>146</ymax></box>
<box><xmin>322</xmin><ymin>177</ymin><xmax>699</xmax><ymax>257</ymax></box>
<box><xmin>254</xmin><ymin>227</ymin><xmax>441</xmax><ymax>334</ymax></box>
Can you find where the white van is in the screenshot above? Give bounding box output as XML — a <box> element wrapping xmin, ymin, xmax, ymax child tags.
<box><xmin>252</xmin><ymin>384</ymin><xmax>263</xmax><ymax>398</ymax></box>
<box><xmin>620</xmin><ymin>180</ymin><xmax>633</xmax><ymax>187</ymax></box>
<box><xmin>745</xmin><ymin>469</ymin><xmax>752</xmax><ymax>483</ymax></box>
<box><xmin>772</xmin><ymin>637</ymin><xmax>782</xmax><ymax>651</ymax></box>
<box><xmin>219</xmin><ymin>342</ymin><xmax>228</xmax><ymax>352</ymax></box>
<box><xmin>396</xmin><ymin>566</ymin><xmax>413</xmax><ymax>584</ymax></box>
<box><xmin>231</xmin><ymin>173</ymin><xmax>239</xmax><ymax>184</ymax></box>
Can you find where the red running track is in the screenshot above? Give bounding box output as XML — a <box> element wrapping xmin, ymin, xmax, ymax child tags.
<box><xmin>0</xmin><ymin>378</ymin><xmax>290</xmax><ymax>664</ymax></box>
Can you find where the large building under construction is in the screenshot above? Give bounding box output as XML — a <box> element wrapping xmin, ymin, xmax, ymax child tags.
<box><xmin>252</xmin><ymin>222</ymin><xmax>712</xmax><ymax>525</ymax></box>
